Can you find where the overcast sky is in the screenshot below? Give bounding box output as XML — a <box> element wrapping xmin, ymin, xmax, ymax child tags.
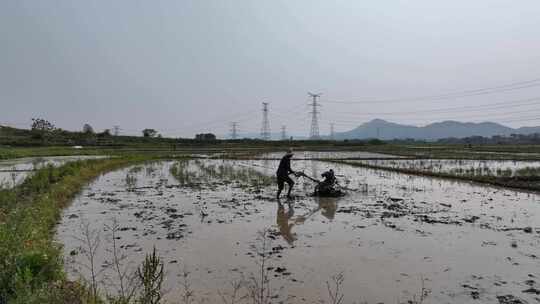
<box><xmin>1</xmin><ymin>1</ymin><xmax>540</xmax><ymax>138</ymax></box>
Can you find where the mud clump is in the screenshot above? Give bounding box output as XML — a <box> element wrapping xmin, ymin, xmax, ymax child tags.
<box><xmin>522</xmin><ymin>287</ymin><xmax>540</xmax><ymax>295</ymax></box>
<box><xmin>497</xmin><ymin>294</ymin><xmax>528</xmax><ymax>304</ymax></box>
<box><xmin>463</xmin><ymin>216</ymin><xmax>480</xmax><ymax>223</ymax></box>
<box><xmin>414</xmin><ymin>214</ymin><xmax>462</xmax><ymax>225</ymax></box>
<box><xmin>166</xmin><ymin>231</ymin><xmax>184</xmax><ymax>240</ymax></box>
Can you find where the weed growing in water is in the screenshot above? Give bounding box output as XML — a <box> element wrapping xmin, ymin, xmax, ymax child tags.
<box><xmin>515</xmin><ymin>166</ymin><xmax>540</xmax><ymax>177</ymax></box>
<box><xmin>404</xmin><ymin>276</ymin><xmax>430</xmax><ymax>304</ymax></box>
<box><xmin>218</xmin><ymin>280</ymin><xmax>246</xmax><ymax>304</ymax></box>
<box><xmin>10</xmin><ymin>170</ymin><xmax>17</xmax><ymax>187</ymax></box>
<box><xmin>72</xmin><ymin>219</ymin><xmax>103</xmax><ymax>302</ymax></box>
<box><xmin>179</xmin><ymin>266</ymin><xmax>195</xmax><ymax>304</ymax></box>
<box><xmin>169</xmin><ymin>160</ymin><xmax>197</xmax><ymax>187</ymax></box>
<box><xmin>247</xmin><ymin>229</ymin><xmax>275</xmax><ymax>304</ymax></box>
<box><xmin>137</xmin><ymin>247</ymin><xmax>164</xmax><ymax>304</ymax></box>
<box><xmin>170</xmin><ymin>160</ymin><xmax>274</xmax><ymax>190</ymax></box>
<box><xmin>326</xmin><ymin>272</ymin><xmax>345</xmax><ymax>304</ymax></box>
<box><xmin>125</xmin><ymin>173</ymin><xmax>137</xmax><ymax>190</ymax></box>
<box><xmin>104</xmin><ymin>218</ymin><xmax>139</xmax><ymax>304</ymax></box>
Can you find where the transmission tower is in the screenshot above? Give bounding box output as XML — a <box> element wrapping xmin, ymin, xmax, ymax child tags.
<box><xmin>260</xmin><ymin>102</ymin><xmax>271</xmax><ymax>140</ymax></box>
<box><xmin>230</xmin><ymin>122</ymin><xmax>238</xmax><ymax>139</ymax></box>
<box><xmin>330</xmin><ymin>123</ymin><xmax>335</xmax><ymax>140</ymax></box>
<box><xmin>281</xmin><ymin>125</ymin><xmax>287</xmax><ymax>140</ymax></box>
<box><xmin>308</xmin><ymin>92</ymin><xmax>322</xmax><ymax>139</ymax></box>
<box><xmin>113</xmin><ymin>125</ymin><xmax>121</xmax><ymax>136</ymax></box>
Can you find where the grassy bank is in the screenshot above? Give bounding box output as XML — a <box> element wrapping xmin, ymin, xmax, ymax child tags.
<box><xmin>0</xmin><ymin>157</ymin><xmax>148</xmax><ymax>303</ymax></box>
<box><xmin>334</xmin><ymin>160</ymin><xmax>540</xmax><ymax>192</ymax></box>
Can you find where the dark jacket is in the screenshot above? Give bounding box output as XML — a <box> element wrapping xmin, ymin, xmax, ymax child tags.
<box><xmin>321</xmin><ymin>170</ymin><xmax>336</xmax><ymax>185</ymax></box>
<box><xmin>276</xmin><ymin>155</ymin><xmax>293</xmax><ymax>177</ymax></box>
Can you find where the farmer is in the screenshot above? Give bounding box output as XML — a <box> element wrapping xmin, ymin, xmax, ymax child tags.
<box><xmin>276</xmin><ymin>148</ymin><xmax>296</xmax><ymax>199</ymax></box>
<box><xmin>316</xmin><ymin>169</ymin><xmax>339</xmax><ymax>196</ymax></box>
<box><xmin>320</xmin><ymin>169</ymin><xmax>336</xmax><ymax>189</ymax></box>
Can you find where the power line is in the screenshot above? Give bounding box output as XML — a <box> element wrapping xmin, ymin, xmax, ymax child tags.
<box><xmin>308</xmin><ymin>92</ymin><xmax>322</xmax><ymax>139</ymax></box>
<box><xmin>326</xmin><ymin>97</ymin><xmax>540</xmax><ymax>117</ymax></box>
<box><xmin>330</xmin><ymin>123</ymin><xmax>335</xmax><ymax>140</ymax></box>
<box><xmin>260</xmin><ymin>102</ymin><xmax>271</xmax><ymax>140</ymax></box>
<box><xmin>323</xmin><ymin>77</ymin><xmax>540</xmax><ymax>105</ymax></box>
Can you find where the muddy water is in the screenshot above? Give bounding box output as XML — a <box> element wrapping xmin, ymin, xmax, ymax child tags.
<box><xmin>56</xmin><ymin>160</ymin><xmax>540</xmax><ymax>304</ymax></box>
<box><xmin>349</xmin><ymin>159</ymin><xmax>540</xmax><ymax>177</ymax></box>
<box><xmin>0</xmin><ymin>155</ymin><xmax>107</xmax><ymax>188</ymax></box>
<box><xmin>257</xmin><ymin>151</ymin><xmax>403</xmax><ymax>160</ymax></box>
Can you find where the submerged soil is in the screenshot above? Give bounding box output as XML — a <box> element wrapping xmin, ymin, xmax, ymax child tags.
<box><xmin>0</xmin><ymin>155</ymin><xmax>107</xmax><ymax>188</ymax></box>
<box><xmin>347</xmin><ymin>159</ymin><xmax>540</xmax><ymax>177</ymax></box>
<box><xmin>56</xmin><ymin>159</ymin><xmax>540</xmax><ymax>304</ymax></box>
<box><xmin>256</xmin><ymin>151</ymin><xmax>404</xmax><ymax>160</ymax></box>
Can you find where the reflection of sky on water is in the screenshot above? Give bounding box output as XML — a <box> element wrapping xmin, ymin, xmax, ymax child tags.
<box><xmin>350</xmin><ymin>159</ymin><xmax>540</xmax><ymax>176</ymax></box>
<box><xmin>0</xmin><ymin>156</ymin><xmax>106</xmax><ymax>188</ymax></box>
<box><xmin>258</xmin><ymin>150</ymin><xmax>403</xmax><ymax>160</ymax></box>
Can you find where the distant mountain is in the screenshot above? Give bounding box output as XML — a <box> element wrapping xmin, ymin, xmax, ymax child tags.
<box><xmin>334</xmin><ymin>119</ymin><xmax>540</xmax><ymax>140</ymax></box>
<box><xmin>516</xmin><ymin>126</ymin><xmax>540</xmax><ymax>134</ymax></box>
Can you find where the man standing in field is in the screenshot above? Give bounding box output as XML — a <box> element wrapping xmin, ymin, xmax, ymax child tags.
<box><xmin>276</xmin><ymin>148</ymin><xmax>296</xmax><ymax>199</ymax></box>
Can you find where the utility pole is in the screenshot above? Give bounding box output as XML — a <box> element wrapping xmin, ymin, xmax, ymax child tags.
<box><xmin>230</xmin><ymin>122</ymin><xmax>238</xmax><ymax>139</ymax></box>
<box><xmin>281</xmin><ymin>125</ymin><xmax>287</xmax><ymax>140</ymax></box>
<box><xmin>113</xmin><ymin>125</ymin><xmax>121</xmax><ymax>136</ymax></box>
<box><xmin>330</xmin><ymin>123</ymin><xmax>335</xmax><ymax>140</ymax></box>
<box><xmin>260</xmin><ymin>102</ymin><xmax>271</xmax><ymax>140</ymax></box>
<box><xmin>308</xmin><ymin>92</ymin><xmax>322</xmax><ymax>139</ymax></box>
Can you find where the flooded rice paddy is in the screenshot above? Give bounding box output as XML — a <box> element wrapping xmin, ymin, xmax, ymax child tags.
<box><xmin>256</xmin><ymin>151</ymin><xmax>403</xmax><ymax>160</ymax></box>
<box><xmin>0</xmin><ymin>155</ymin><xmax>106</xmax><ymax>188</ymax></box>
<box><xmin>348</xmin><ymin>159</ymin><xmax>540</xmax><ymax>177</ymax></box>
<box><xmin>56</xmin><ymin>158</ymin><xmax>540</xmax><ymax>304</ymax></box>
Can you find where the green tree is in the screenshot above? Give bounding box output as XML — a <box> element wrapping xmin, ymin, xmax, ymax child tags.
<box><xmin>30</xmin><ymin>118</ymin><xmax>56</xmax><ymax>144</ymax></box>
<box><xmin>31</xmin><ymin>118</ymin><xmax>55</xmax><ymax>132</ymax></box>
<box><xmin>142</xmin><ymin>129</ymin><xmax>158</xmax><ymax>138</ymax></box>
<box><xmin>82</xmin><ymin>124</ymin><xmax>94</xmax><ymax>134</ymax></box>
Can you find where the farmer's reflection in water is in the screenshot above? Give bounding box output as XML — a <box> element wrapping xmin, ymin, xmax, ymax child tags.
<box><xmin>276</xmin><ymin>201</ymin><xmax>296</xmax><ymax>245</ymax></box>
<box><xmin>276</xmin><ymin>197</ymin><xmax>339</xmax><ymax>245</ymax></box>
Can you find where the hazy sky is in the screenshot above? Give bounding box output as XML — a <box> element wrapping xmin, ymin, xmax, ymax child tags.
<box><xmin>1</xmin><ymin>1</ymin><xmax>540</xmax><ymax>138</ymax></box>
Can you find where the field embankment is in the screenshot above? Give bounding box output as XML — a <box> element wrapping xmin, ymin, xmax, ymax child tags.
<box><xmin>0</xmin><ymin>157</ymin><xmax>147</xmax><ymax>303</ymax></box>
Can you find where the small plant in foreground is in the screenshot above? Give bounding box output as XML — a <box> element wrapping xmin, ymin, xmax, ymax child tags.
<box><xmin>137</xmin><ymin>247</ymin><xmax>164</xmax><ymax>304</ymax></box>
<box><xmin>104</xmin><ymin>218</ymin><xmax>139</xmax><ymax>304</ymax></box>
<box><xmin>326</xmin><ymin>272</ymin><xmax>345</xmax><ymax>304</ymax></box>
<box><xmin>247</xmin><ymin>229</ymin><xmax>274</xmax><ymax>304</ymax></box>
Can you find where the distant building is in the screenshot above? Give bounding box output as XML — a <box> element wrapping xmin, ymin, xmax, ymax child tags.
<box><xmin>195</xmin><ymin>133</ymin><xmax>216</xmax><ymax>141</ymax></box>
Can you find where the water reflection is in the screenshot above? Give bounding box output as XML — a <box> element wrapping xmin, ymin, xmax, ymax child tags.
<box><xmin>276</xmin><ymin>200</ymin><xmax>296</xmax><ymax>245</ymax></box>
<box><xmin>276</xmin><ymin>196</ymin><xmax>340</xmax><ymax>245</ymax></box>
<box><xmin>262</xmin><ymin>159</ymin><xmax>270</xmax><ymax>176</ymax></box>
<box><xmin>317</xmin><ymin>196</ymin><xmax>338</xmax><ymax>221</ymax></box>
